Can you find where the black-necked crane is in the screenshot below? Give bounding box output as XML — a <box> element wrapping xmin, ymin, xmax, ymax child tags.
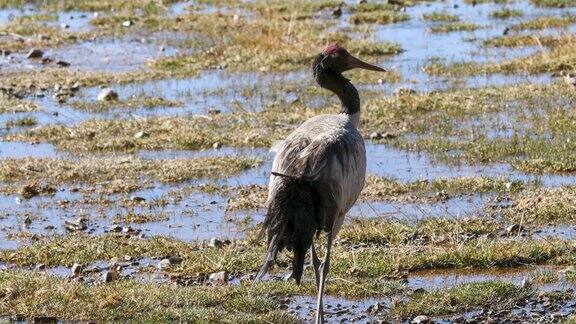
<box><xmin>255</xmin><ymin>44</ymin><xmax>386</xmax><ymax>323</ymax></box>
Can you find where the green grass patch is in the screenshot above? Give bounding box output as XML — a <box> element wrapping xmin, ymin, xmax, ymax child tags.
<box><xmin>393</xmin><ymin>281</ymin><xmax>530</xmax><ymax>317</ymax></box>
<box><xmin>0</xmin><ymin>156</ymin><xmax>260</xmax><ymax>193</ymax></box>
<box><xmin>0</xmin><ymin>271</ymin><xmax>299</xmax><ymax>323</ymax></box>
<box><xmin>5</xmin><ymin>116</ymin><xmax>37</xmax><ymax>128</ymax></box>
<box><xmin>69</xmin><ymin>96</ymin><xmax>182</xmax><ymax>112</ymax></box>
<box><xmin>421</xmin><ymin>11</ymin><xmax>459</xmax><ymax>22</ymax></box>
<box><xmin>530</xmin><ymin>0</ymin><xmax>576</xmax><ymax>7</ymax></box>
<box><xmin>510</xmin><ymin>15</ymin><xmax>576</xmax><ymax>31</ymax></box>
<box><xmin>505</xmin><ymin>187</ymin><xmax>576</xmax><ymax>225</ymax></box>
<box><xmin>348</xmin><ymin>11</ymin><xmax>410</xmax><ymax>25</ymax></box>
<box><xmin>489</xmin><ymin>8</ymin><xmax>523</xmax><ymax>19</ymax></box>
<box><xmin>429</xmin><ymin>22</ymin><xmax>479</xmax><ymax>33</ymax></box>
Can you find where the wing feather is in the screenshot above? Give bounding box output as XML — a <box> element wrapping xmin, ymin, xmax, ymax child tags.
<box><xmin>269</xmin><ymin>116</ymin><xmax>366</xmax><ymax>232</ymax></box>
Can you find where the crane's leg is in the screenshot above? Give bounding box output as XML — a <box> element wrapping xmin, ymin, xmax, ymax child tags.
<box><xmin>310</xmin><ymin>242</ymin><xmax>321</xmax><ymax>290</ymax></box>
<box><xmin>315</xmin><ymin>232</ymin><xmax>333</xmax><ymax>324</ymax></box>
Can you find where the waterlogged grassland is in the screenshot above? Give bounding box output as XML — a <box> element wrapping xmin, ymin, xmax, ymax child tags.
<box><xmin>425</xmin><ymin>33</ymin><xmax>576</xmax><ymax>77</ymax></box>
<box><xmin>2</xmin><ymin>0</ymin><xmax>576</xmax><ymax>322</ymax></box>
<box><xmin>224</xmin><ymin>175</ymin><xmax>527</xmax><ymax>211</ymax></box>
<box><xmin>4</xmin><ymin>216</ymin><xmax>575</xmax><ymax>278</ymax></box>
<box><xmin>0</xmin><ymin>216</ymin><xmax>574</xmax><ymax>320</ymax></box>
<box><xmin>7</xmin><ymin>81</ymin><xmax>575</xmax><ymax>174</ymax></box>
<box><xmin>69</xmin><ymin>96</ymin><xmax>183</xmax><ymax>112</ymax></box>
<box><xmin>0</xmin><ymin>156</ymin><xmax>260</xmax><ymax>193</ymax></box>
<box><xmin>0</xmin><ymin>95</ymin><xmax>37</xmax><ymax>113</ymax></box>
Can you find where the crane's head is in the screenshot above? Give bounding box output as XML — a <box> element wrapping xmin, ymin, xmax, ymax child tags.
<box><xmin>318</xmin><ymin>44</ymin><xmax>386</xmax><ymax>73</ymax></box>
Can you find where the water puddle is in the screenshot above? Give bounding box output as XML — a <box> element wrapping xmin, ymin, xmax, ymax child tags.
<box><xmin>0</xmin><ymin>183</ymin><xmax>258</xmax><ymax>248</ymax></box>
<box><xmin>286</xmin><ymin>295</ymin><xmax>386</xmax><ymax>324</ymax></box>
<box><xmin>365</xmin><ymin>0</ymin><xmax>575</xmax><ymax>92</ymax></box>
<box><xmin>533</xmin><ymin>225</ymin><xmax>576</xmax><ymax>240</ymax></box>
<box><xmin>0</xmin><ymin>141</ymin><xmax>61</xmax><ymax>159</ymax></box>
<box><xmin>52</xmin><ymin>38</ymin><xmax>181</xmax><ymax>72</ymax></box>
<box><xmin>351</xmin><ymin>195</ymin><xmax>488</xmax><ymax>220</ymax></box>
<box><xmin>366</xmin><ymin>142</ymin><xmax>576</xmax><ymax>187</ymax></box>
<box><xmin>52</xmin><ymin>10</ymin><xmax>93</xmax><ymax>32</ymax></box>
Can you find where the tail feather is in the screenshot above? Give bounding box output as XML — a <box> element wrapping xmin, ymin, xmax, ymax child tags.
<box><xmin>257</xmin><ymin>173</ymin><xmax>321</xmax><ymax>284</ymax></box>
<box><xmin>255</xmin><ymin>235</ymin><xmax>278</xmax><ymax>281</ymax></box>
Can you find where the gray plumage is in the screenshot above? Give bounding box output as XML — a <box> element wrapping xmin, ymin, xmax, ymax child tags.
<box><xmin>258</xmin><ymin>113</ymin><xmax>366</xmax><ymax>282</ymax></box>
<box><xmin>255</xmin><ymin>44</ymin><xmax>385</xmax><ymax>324</ymax></box>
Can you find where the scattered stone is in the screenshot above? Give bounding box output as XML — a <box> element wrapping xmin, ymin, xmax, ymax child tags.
<box><xmin>41</xmin><ymin>57</ymin><xmax>54</xmax><ymax>65</ymax></box>
<box><xmin>521</xmin><ymin>276</ymin><xmax>532</xmax><ymax>288</ymax></box>
<box><xmin>32</xmin><ymin>316</ymin><xmax>57</xmax><ymax>323</ymax></box>
<box><xmin>130</xmin><ymin>196</ymin><xmax>146</xmax><ymax>203</ymax></box>
<box><xmin>394</xmin><ymin>87</ymin><xmax>417</xmax><ymax>96</ymax></box>
<box><xmin>332</xmin><ymin>3</ymin><xmax>343</xmax><ymax>17</ymax></box>
<box><xmin>369</xmin><ymin>131</ymin><xmax>383</xmax><ymax>140</ymax></box>
<box><xmin>505</xmin><ymin>224</ymin><xmax>525</xmax><ymax>236</ymax></box>
<box><xmin>55</xmin><ymin>60</ymin><xmax>70</xmax><ymax>67</ymax></box>
<box><xmin>209</xmin><ymin>271</ymin><xmax>228</xmax><ymax>284</ymax></box>
<box><xmin>70</xmin><ymin>82</ymin><xmax>81</xmax><ymax>92</ymax></box>
<box><xmin>209</xmin><ymin>237</ymin><xmax>223</xmax><ymax>248</ymax></box>
<box><xmin>121</xmin><ymin>226</ymin><xmax>140</xmax><ymax>235</ymax></box>
<box><xmin>134</xmin><ymin>130</ymin><xmax>149</xmax><ymax>139</ymax></box>
<box><xmin>71</xmin><ymin>263</ymin><xmax>83</xmax><ymax>277</ymax></box>
<box><xmin>64</xmin><ymin>217</ymin><xmax>88</xmax><ymax>232</ymax></box>
<box><xmin>97</xmin><ymin>88</ymin><xmax>118</xmax><ymax>101</ymax></box>
<box><xmin>411</xmin><ymin>315</ymin><xmax>431</xmax><ymax>324</ymax></box>
<box><xmin>564</xmin><ymin>74</ymin><xmax>576</xmax><ymax>87</ymax></box>
<box><xmin>102</xmin><ymin>270</ymin><xmax>118</xmax><ymax>283</ymax></box>
<box><xmin>157</xmin><ymin>259</ymin><xmax>171</xmax><ymax>270</ymax></box>
<box><xmin>19</xmin><ymin>183</ymin><xmax>39</xmax><ymax>199</ymax></box>
<box><xmin>367</xmin><ymin>302</ymin><xmax>385</xmax><ymax>314</ymax></box>
<box><xmin>23</xmin><ymin>215</ymin><xmax>32</xmax><ymax>226</ymax></box>
<box><xmin>436</xmin><ymin>190</ymin><xmax>449</xmax><ymax>200</ymax></box>
<box><xmin>26</xmin><ymin>48</ymin><xmax>43</xmax><ymax>59</ymax></box>
<box><xmin>108</xmin><ymin>225</ymin><xmax>123</xmax><ymax>232</ymax></box>
<box><xmin>169</xmin><ymin>255</ymin><xmax>183</xmax><ymax>265</ymax></box>
<box><xmin>382</xmin><ymin>132</ymin><xmax>396</xmax><ymax>139</ymax></box>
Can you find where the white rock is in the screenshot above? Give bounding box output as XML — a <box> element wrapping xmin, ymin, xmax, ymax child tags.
<box><xmin>209</xmin><ymin>271</ymin><xmax>228</xmax><ymax>284</ymax></box>
<box><xmin>97</xmin><ymin>88</ymin><xmax>118</xmax><ymax>102</ymax></box>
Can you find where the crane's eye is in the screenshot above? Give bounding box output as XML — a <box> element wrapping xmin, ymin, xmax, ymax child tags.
<box><xmin>331</xmin><ymin>52</ymin><xmax>339</xmax><ymax>58</ymax></box>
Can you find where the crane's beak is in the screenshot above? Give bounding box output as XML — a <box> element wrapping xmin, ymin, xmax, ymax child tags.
<box><xmin>345</xmin><ymin>55</ymin><xmax>386</xmax><ymax>72</ymax></box>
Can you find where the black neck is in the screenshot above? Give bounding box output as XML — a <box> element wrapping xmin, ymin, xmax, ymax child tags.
<box><xmin>312</xmin><ymin>54</ymin><xmax>360</xmax><ymax>115</ymax></box>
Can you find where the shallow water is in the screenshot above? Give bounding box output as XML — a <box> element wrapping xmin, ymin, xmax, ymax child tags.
<box><xmin>351</xmin><ymin>195</ymin><xmax>488</xmax><ymax>220</ymax></box>
<box><xmin>407</xmin><ymin>266</ymin><xmax>573</xmax><ymax>291</ymax></box>
<box><xmin>286</xmin><ymin>295</ymin><xmax>387</xmax><ymax>324</ymax></box>
<box><xmin>369</xmin><ymin>0</ymin><xmax>575</xmax><ymax>92</ymax></box>
<box><xmin>54</xmin><ymin>38</ymin><xmax>182</xmax><ymax>72</ymax></box>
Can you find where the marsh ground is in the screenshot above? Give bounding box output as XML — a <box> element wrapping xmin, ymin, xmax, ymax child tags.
<box><xmin>1</xmin><ymin>0</ymin><xmax>576</xmax><ymax>322</ymax></box>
